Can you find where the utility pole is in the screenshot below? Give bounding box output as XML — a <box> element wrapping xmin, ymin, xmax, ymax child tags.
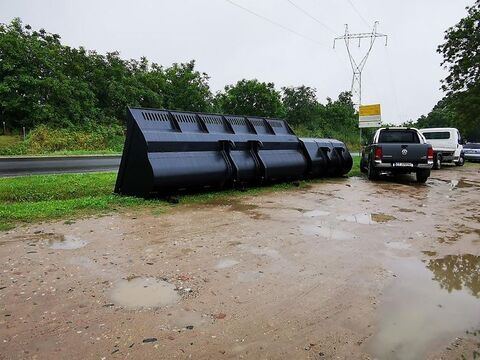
<box><xmin>333</xmin><ymin>21</ymin><xmax>388</xmax><ymax>109</ymax></box>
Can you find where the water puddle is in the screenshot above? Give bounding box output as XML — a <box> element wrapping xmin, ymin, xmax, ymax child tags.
<box><xmin>337</xmin><ymin>213</ymin><xmax>376</xmax><ymax>225</ymax></box>
<box><xmin>426</xmin><ymin>254</ymin><xmax>480</xmax><ymax>297</ymax></box>
<box><xmin>48</xmin><ymin>235</ymin><xmax>88</xmax><ymax>250</ymax></box>
<box><xmin>302</xmin><ymin>225</ymin><xmax>355</xmax><ymax>240</ymax></box>
<box><xmin>450</xmin><ymin>178</ymin><xmax>480</xmax><ymax>189</ymax></box>
<box><xmin>110</xmin><ymin>277</ymin><xmax>180</xmax><ymax>309</ymax></box>
<box><xmin>369</xmin><ymin>255</ymin><xmax>480</xmax><ymax>360</ymax></box>
<box><xmin>303</xmin><ymin>210</ymin><xmax>330</xmax><ymax>218</ymax></box>
<box><xmin>215</xmin><ymin>258</ymin><xmax>239</xmax><ymax>269</ymax></box>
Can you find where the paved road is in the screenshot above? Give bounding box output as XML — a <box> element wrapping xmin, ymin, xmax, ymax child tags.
<box><xmin>0</xmin><ymin>155</ymin><xmax>121</xmax><ymax>177</ymax></box>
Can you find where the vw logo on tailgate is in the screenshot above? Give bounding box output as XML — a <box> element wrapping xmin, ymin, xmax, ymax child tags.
<box><xmin>402</xmin><ymin>149</ymin><xmax>408</xmax><ymax>156</ymax></box>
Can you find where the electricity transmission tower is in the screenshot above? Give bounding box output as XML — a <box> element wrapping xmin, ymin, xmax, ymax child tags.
<box><xmin>333</xmin><ymin>22</ymin><xmax>388</xmax><ymax>108</ymax></box>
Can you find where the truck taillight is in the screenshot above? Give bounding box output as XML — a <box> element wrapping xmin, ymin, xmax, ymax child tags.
<box><xmin>374</xmin><ymin>146</ymin><xmax>383</xmax><ymax>160</ymax></box>
<box><xmin>427</xmin><ymin>147</ymin><xmax>433</xmax><ymax>160</ymax></box>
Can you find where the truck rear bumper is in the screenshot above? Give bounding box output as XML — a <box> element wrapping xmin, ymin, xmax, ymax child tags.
<box><xmin>374</xmin><ymin>162</ymin><xmax>433</xmax><ymax>170</ymax></box>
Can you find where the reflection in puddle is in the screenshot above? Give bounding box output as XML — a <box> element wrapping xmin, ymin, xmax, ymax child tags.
<box><xmin>337</xmin><ymin>213</ymin><xmax>375</xmax><ymax>225</ymax></box>
<box><xmin>371</xmin><ymin>213</ymin><xmax>396</xmax><ymax>223</ymax></box>
<box><xmin>110</xmin><ymin>277</ymin><xmax>179</xmax><ymax>309</ymax></box>
<box><xmin>369</xmin><ymin>256</ymin><xmax>480</xmax><ymax>360</ymax></box>
<box><xmin>426</xmin><ymin>254</ymin><xmax>480</xmax><ymax>298</ymax></box>
<box><xmin>303</xmin><ymin>210</ymin><xmax>330</xmax><ymax>218</ymax></box>
<box><xmin>335</xmin><ymin>212</ymin><xmax>396</xmax><ymax>224</ymax></box>
<box><xmin>215</xmin><ymin>258</ymin><xmax>239</xmax><ymax>269</ymax></box>
<box><xmin>48</xmin><ymin>235</ymin><xmax>88</xmax><ymax>250</ymax></box>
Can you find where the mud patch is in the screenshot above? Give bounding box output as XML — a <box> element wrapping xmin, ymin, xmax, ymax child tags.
<box><xmin>398</xmin><ymin>208</ymin><xmax>416</xmax><ymax>213</ymax></box>
<box><xmin>48</xmin><ymin>235</ymin><xmax>88</xmax><ymax>250</ymax></box>
<box><xmin>303</xmin><ymin>210</ymin><xmax>330</xmax><ymax>218</ymax></box>
<box><xmin>371</xmin><ymin>213</ymin><xmax>396</xmax><ymax>223</ymax></box>
<box><xmin>110</xmin><ymin>277</ymin><xmax>180</xmax><ymax>309</ymax></box>
<box><xmin>421</xmin><ymin>251</ymin><xmax>438</xmax><ymax>257</ymax></box>
<box><xmin>369</xmin><ymin>256</ymin><xmax>480</xmax><ymax>360</ymax></box>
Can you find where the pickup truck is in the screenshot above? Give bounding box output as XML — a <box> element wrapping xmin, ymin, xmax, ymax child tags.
<box><xmin>419</xmin><ymin>127</ymin><xmax>465</xmax><ymax>169</ymax></box>
<box><xmin>360</xmin><ymin>128</ymin><xmax>434</xmax><ymax>183</ymax></box>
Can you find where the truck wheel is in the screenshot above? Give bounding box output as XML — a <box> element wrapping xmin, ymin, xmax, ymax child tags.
<box><xmin>367</xmin><ymin>161</ymin><xmax>379</xmax><ymax>181</ymax></box>
<box><xmin>455</xmin><ymin>155</ymin><xmax>465</xmax><ymax>167</ymax></box>
<box><xmin>433</xmin><ymin>154</ymin><xmax>442</xmax><ymax>170</ymax></box>
<box><xmin>416</xmin><ymin>169</ymin><xmax>430</xmax><ymax>183</ymax></box>
<box><xmin>360</xmin><ymin>158</ymin><xmax>367</xmax><ymax>173</ymax></box>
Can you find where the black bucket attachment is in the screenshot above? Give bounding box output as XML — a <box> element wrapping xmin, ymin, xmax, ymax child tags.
<box><xmin>115</xmin><ymin>108</ymin><xmax>353</xmax><ymax>197</ymax></box>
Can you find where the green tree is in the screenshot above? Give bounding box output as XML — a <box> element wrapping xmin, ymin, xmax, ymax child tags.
<box><xmin>415</xmin><ymin>98</ymin><xmax>456</xmax><ymax>129</ymax></box>
<box><xmin>437</xmin><ymin>1</ymin><xmax>480</xmax><ymax>140</ymax></box>
<box><xmin>216</xmin><ymin>79</ymin><xmax>285</xmax><ymax>118</ymax></box>
<box><xmin>162</xmin><ymin>61</ymin><xmax>213</xmax><ymax>112</ymax></box>
<box><xmin>281</xmin><ymin>85</ymin><xmax>318</xmax><ymax>127</ymax></box>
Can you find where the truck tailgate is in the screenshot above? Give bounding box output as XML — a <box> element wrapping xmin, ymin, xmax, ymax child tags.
<box><xmin>380</xmin><ymin>144</ymin><xmax>429</xmax><ymax>163</ymax></box>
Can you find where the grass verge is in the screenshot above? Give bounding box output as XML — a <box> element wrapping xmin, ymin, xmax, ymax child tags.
<box><xmin>0</xmin><ymin>156</ymin><xmax>362</xmax><ymax>230</ymax></box>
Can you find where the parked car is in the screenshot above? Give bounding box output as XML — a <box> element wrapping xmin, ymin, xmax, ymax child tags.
<box><xmin>463</xmin><ymin>143</ymin><xmax>480</xmax><ymax>162</ymax></box>
<box><xmin>360</xmin><ymin>127</ymin><xmax>433</xmax><ymax>183</ymax></box>
<box><xmin>418</xmin><ymin>127</ymin><xmax>465</xmax><ymax>169</ymax></box>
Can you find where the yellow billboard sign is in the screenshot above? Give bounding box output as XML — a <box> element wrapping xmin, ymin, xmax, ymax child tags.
<box><xmin>359</xmin><ymin>104</ymin><xmax>381</xmax><ymax>117</ymax></box>
<box><xmin>359</xmin><ymin>104</ymin><xmax>381</xmax><ymax>128</ymax></box>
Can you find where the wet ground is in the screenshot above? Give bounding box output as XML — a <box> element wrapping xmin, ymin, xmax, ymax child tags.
<box><xmin>1</xmin><ymin>165</ymin><xmax>479</xmax><ymax>359</ymax></box>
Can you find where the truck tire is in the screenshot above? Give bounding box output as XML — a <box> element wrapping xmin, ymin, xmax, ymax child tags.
<box><xmin>416</xmin><ymin>169</ymin><xmax>430</xmax><ymax>183</ymax></box>
<box><xmin>455</xmin><ymin>155</ymin><xmax>465</xmax><ymax>167</ymax></box>
<box><xmin>367</xmin><ymin>160</ymin><xmax>379</xmax><ymax>181</ymax></box>
<box><xmin>360</xmin><ymin>158</ymin><xmax>367</xmax><ymax>173</ymax></box>
<box><xmin>433</xmin><ymin>154</ymin><xmax>442</xmax><ymax>170</ymax></box>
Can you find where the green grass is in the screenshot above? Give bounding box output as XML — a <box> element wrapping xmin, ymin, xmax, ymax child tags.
<box><xmin>349</xmin><ymin>155</ymin><xmax>362</xmax><ymax>177</ymax></box>
<box><xmin>0</xmin><ymin>156</ymin><xmax>361</xmax><ymax>230</ymax></box>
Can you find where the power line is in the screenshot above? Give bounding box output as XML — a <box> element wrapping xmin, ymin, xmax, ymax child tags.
<box><xmin>224</xmin><ymin>0</ymin><xmax>328</xmax><ymax>47</ymax></box>
<box><xmin>285</xmin><ymin>0</ymin><xmax>336</xmax><ymax>35</ymax></box>
<box><xmin>346</xmin><ymin>0</ymin><xmax>370</xmax><ymax>28</ymax></box>
<box><xmin>333</xmin><ymin>22</ymin><xmax>388</xmax><ymax>107</ymax></box>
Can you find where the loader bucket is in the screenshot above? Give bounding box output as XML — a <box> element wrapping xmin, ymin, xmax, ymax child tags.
<box><xmin>114</xmin><ymin>108</ymin><xmax>353</xmax><ymax>197</ymax></box>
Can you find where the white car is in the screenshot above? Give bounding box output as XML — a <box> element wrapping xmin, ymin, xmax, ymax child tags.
<box><xmin>463</xmin><ymin>143</ymin><xmax>480</xmax><ymax>162</ymax></box>
<box><xmin>419</xmin><ymin>128</ymin><xmax>465</xmax><ymax>169</ymax></box>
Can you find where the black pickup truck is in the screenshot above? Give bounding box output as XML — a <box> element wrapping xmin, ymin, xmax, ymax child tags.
<box><xmin>360</xmin><ymin>128</ymin><xmax>434</xmax><ymax>183</ymax></box>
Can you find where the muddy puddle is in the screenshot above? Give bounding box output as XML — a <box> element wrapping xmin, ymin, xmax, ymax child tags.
<box><xmin>302</xmin><ymin>225</ymin><xmax>355</xmax><ymax>240</ymax></box>
<box><xmin>110</xmin><ymin>277</ymin><xmax>180</xmax><ymax>309</ymax></box>
<box><xmin>450</xmin><ymin>178</ymin><xmax>480</xmax><ymax>189</ymax></box>
<box><xmin>303</xmin><ymin>210</ymin><xmax>330</xmax><ymax>218</ymax></box>
<box><xmin>333</xmin><ymin>212</ymin><xmax>396</xmax><ymax>225</ymax></box>
<box><xmin>369</xmin><ymin>255</ymin><xmax>480</xmax><ymax>360</ymax></box>
<box><xmin>48</xmin><ymin>234</ymin><xmax>88</xmax><ymax>249</ymax></box>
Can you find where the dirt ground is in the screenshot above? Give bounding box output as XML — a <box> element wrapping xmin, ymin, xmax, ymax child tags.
<box><xmin>1</xmin><ymin>165</ymin><xmax>479</xmax><ymax>360</ymax></box>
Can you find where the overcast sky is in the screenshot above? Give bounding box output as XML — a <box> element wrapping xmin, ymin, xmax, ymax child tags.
<box><xmin>0</xmin><ymin>0</ymin><xmax>473</xmax><ymax>124</ymax></box>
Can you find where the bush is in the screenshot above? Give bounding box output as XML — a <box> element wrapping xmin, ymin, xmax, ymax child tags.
<box><xmin>0</xmin><ymin>124</ymin><xmax>125</xmax><ymax>155</ymax></box>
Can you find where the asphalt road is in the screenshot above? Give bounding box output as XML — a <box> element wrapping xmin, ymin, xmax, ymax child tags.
<box><xmin>0</xmin><ymin>155</ymin><xmax>121</xmax><ymax>177</ymax></box>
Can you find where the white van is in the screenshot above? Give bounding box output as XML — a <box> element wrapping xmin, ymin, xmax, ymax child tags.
<box><xmin>419</xmin><ymin>128</ymin><xmax>465</xmax><ymax>169</ymax></box>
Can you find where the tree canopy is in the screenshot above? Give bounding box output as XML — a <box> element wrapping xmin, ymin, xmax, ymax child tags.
<box><xmin>0</xmin><ymin>18</ymin><xmax>360</xmax><ymax>146</ymax></box>
<box><xmin>410</xmin><ymin>2</ymin><xmax>479</xmax><ymax>141</ymax></box>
